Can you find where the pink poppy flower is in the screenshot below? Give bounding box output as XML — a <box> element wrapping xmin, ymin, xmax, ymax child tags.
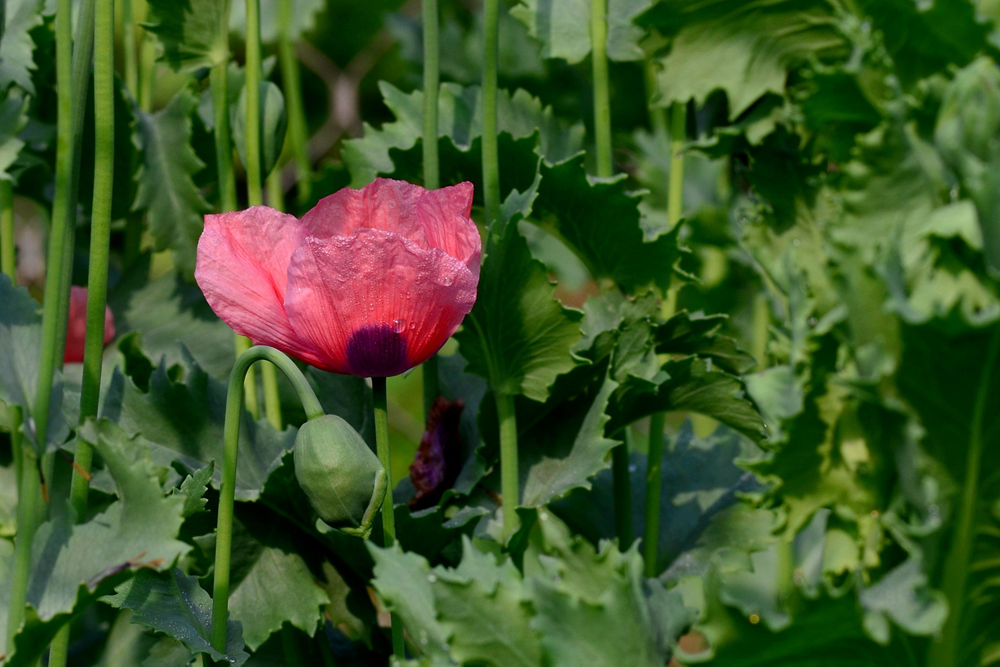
<box><xmin>64</xmin><ymin>286</ymin><xmax>116</xmax><ymax>363</ymax></box>
<box><xmin>195</xmin><ymin>178</ymin><xmax>481</xmax><ymax>377</ymax></box>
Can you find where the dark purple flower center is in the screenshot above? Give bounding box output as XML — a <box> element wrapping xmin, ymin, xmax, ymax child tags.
<box><xmin>346</xmin><ymin>323</ymin><xmax>409</xmax><ymax>377</ymax></box>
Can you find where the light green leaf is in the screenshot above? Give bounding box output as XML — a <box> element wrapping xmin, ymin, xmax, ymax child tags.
<box><xmin>647</xmin><ymin>0</ymin><xmax>846</xmax><ymax>117</ymax></box>
<box><xmin>105</xmin><ymin>569</ymin><xmax>248</xmax><ymax>665</ymax></box>
<box><xmin>225</xmin><ymin>517</ymin><xmax>330</xmax><ymax>650</ymax></box>
<box><xmin>0</xmin><ymin>0</ymin><xmax>44</xmax><ymax>93</ymax></box>
<box><xmin>100</xmin><ymin>349</ymin><xmax>295</xmax><ymax>502</ymax></box>
<box><xmin>228</xmin><ymin>0</ymin><xmax>324</xmax><ymax>44</ymax></box>
<box><xmin>144</xmin><ymin>0</ymin><xmax>229</xmax><ymax>72</ymax></box>
<box><xmin>132</xmin><ymin>88</ymin><xmax>210</xmax><ymax>278</ymax></box>
<box><xmin>455</xmin><ymin>219</ymin><xmax>583</xmax><ymax>402</ymax></box>
<box><xmin>342</xmin><ymin>82</ymin><xmax>584</xmax><ymax>187</ymax></box>
<box><xmin>520</xmin><ymin>375</ymin><xmax>619</xmax><ymax>506</ymax></box>
<box><xmin>511</xmin><ymin>0</ymin><xmax>653</xmax><ymax>63</ymax></box>
<box><xmin>0</xmin><ymin>93</ymin><xmax>28</xmax><ymax>181</ymax></box>
<box><xmin>0</xmin><ymin>419</ymin><xmax>190</xmax><ymax>665</ymax></box>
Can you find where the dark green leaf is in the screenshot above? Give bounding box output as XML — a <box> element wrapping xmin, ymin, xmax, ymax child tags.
<box><xmin>105</xmin><ymin>569</ymin><xmax>248</xmax><ymax>665</ymax></box>
<box><xmin>144</xmin><ymin>0</ymin><xmax>229</xmax><ymax>73</ymax></box>
<box><xmin>0</xmin><ymin>0</ymin><xmax>44</xmax><ymax>93</ymax></box>
<box><xmin>132</xmin><ymin>88</ymin><xmax>210</xmax><ymax>278</ymax></box>
<box><xmin>231</xmin><ymin>80</ymin><xmax>287</xmax><ymax>180</ymax></box>
<box><xmin>511</xmin><ymin>0</ymin><xmax>653</xmax><ymax>63</ymax></box>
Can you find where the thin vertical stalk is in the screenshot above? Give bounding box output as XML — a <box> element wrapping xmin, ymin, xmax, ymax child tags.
<box><xmin>643</xmin><ymin>60</ymin><xmax>667</xmax><ymax>138</ymax></box>
<box><xmin>211</xmin><ymin>0</ymin><xmax>236</xmax><ymax>213</ymax></box>
<box><xmin>6</xmin><ymin>445</ymin><xmax>41</xmax><ymax>656</ymax></box>
<box><xmin>277</xmin><ymin>0</ymin><xmax>311</xmax><ymax>207</ymax></box>
<box><xmin>496</xmin><ymin>392</ymin><xmax>519</xmax><ymax>541</ymax></box>
<box><xmin>481</xmin><ymin>0</ymin><xmax>500</xmax><ymax>228</ymax></box>
<box><xmin>9</xmin><ymin>0</ymin><xmax>90</xmax><ymax>645</ymax></box>
<box><xmin>421</xmin><ymin>0</ymin><xmax>441</xmax><ymax>415</ymax></box>
<box><xmin>211</xmin><ymin>346</ymin><xmax>324</xmax><ymax>652</ymax></box>
<box><xmin>70</xmin><ymin>0</ymin><xmax>115</xmax><ymax>509</ymax></box>
<box><xmin>642</xmin><ymin>103</ymin><xmax>686</xmax><ymax>572</ymax></box>
<box><xmin>643</xmin><ymin>413</ymin><xmax>665</xmax><ymax>576</ymax></box>
<box><xmin>590</xmin><ymin>0</ymin><xmax>612</xmax><ymax>178</ymax></box>
<box><xmin>121</xmin><ymin>0</ymin><xmax>138</xmax><ymax>96</ymax></box>
<box><xmin>927</xmin><ymin>325</ymin><xmax>1000</xmax><ymax>667</ymax></box>
<box><xmin>1</xmin><ymin>180</ymin><xmax>13</xmax><ymax>278</ymax></box>
<box><xmin>371</xmin><ymin>376</ymin><xmax>405</xmax><ymax>657</ymax></box>
<box><xmin>612</xmin><ymin>431</ymin><xmax>633</xmax><ymax>545</ymax></box>
<box><xmin>136</xmin><ymin>1</ymin><xmax>155</xmax><ymax>112</ymax></box>
<box><xmin>667</xmin><ymin>103</ymin><xmax>686</xmax><ymax>227</ymax></box>
<box><xmin>244</xmin><ymin>0</ymin><xmax>282</xmax><ymax>430</ymax></box>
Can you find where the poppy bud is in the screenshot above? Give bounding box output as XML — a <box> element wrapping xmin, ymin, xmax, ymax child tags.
<box><xmin>293</xmin><ymin>415</ymin><xmax>386</xmax><ymax>537</ymax></box>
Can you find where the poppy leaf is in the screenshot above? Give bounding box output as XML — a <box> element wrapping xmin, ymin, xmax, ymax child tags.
<box><xmin>0</xmin><ymin>0</ymin><xmax>44</xmax><ymax>94</ymax></box>
<box><xmin>132</xmin><ymin>88</ymin><xmax>210</xmax><ymax>278</ymax></box>
<box><xmin>510</xmin><ymin>0</ymin><xmax>652</xmax><ymax>64</ymax></box>
<box><xmin>456</xmin><ymin>217</ymin><xmax>583</xmax><ymax>402</ymax></box>
<box><xmin>144</xmin><ymin>0</ymin><xmax>230</xmax><ymax>73</ymax></box>
<box><xmin>0</xmin><ymin>94</ymin><xmax>28</xmax><ymax>182</ymax></box>
<box><xmin>104</xmin><ymin>568</ymin><xmax>248</xmax><ymax>665</ymax></box>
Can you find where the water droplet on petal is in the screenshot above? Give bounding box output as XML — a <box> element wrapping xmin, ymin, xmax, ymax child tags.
<box><xmin>442</xmin><ymin>275</ymin><xmax>453</xmax><ymax>286</ymax></box>
<box><xmin>393</xmin><ymin>319</ymin><xmax>406</xmax><ymax>333</ymax></box>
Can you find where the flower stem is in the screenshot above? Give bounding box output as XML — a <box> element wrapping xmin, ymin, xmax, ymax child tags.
<box><xmin>612</xmin><ymin>432</ymin><xmax>633</xmax><ymax>546</ymax></box>
<box><xmin>1</xmin><ymin>180</ymin><xmax>13</xmax><ymax>279</ymax></box>
<box><xmin>927</xmin><ymin>324</ymin><xmax>1000</xmax><ymax>667</ymax></box>
<box><xmin>278</xmin><ymin>0</ymin><xmax>311</xmax><ymax>207</ymax></box>
<box><xmin>6</xmin><ymin>441</ymin><xmax>42</xmax><ymax>657</ymax></box>
<box><xmin>211</xmin><ymin>346</ymin><xmax>324</xmax><ymax>652</ymax></box>
<box><xmin>667</xmin><ymin>103</ymin><xmax>686</xmax><ymax>227</ymax></box>
<box><xmin>421</xmin><ymin>0</ymin><xmax>441</xmax><ymax>415</ymax></box>
<box><xmin>9</xmin><ymin>0</ymin><xmax>94</xmax><ymax>647</ymax></box>
<box><xmin>371</xmin><ymin>376</ymin><xmax>405</xmax><ymax>657</ymax></box>
<box><xmin>496</xmin><ymin>391</ymin><xmax>519</xmax><ymax>541</ymax></box>
<box><xmin>590</xmin><ymin>0</ymin><xmax>612</xmax><ymax>178</ymax></box>
<box><xmin>643</xmin><ymin>414</ymin><xmax>665</xmax><ymax>576</ymax></box>
<box><xmin>211</xmin><ymin>0</ymin><xmax>236</xmax><ymax>214</ymax></box>
<box><xmin>481</xmin><ymin>0</ymin><xmax>500</xmax><ymax>229</ymax></box>
<box><xmin>244</xmin><ymin>0</ymin><xmax>282</xmax><ymax>431</ymax></box>
<box><xmin>121</xmin><ymin>0</ymin><xmax>138</xmax><ymax>95</ymax></box>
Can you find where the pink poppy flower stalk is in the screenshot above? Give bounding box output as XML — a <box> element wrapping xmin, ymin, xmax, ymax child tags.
<box><xmin>195</xmin><ymin>177</ymin><xmax>481</xmax><ymax>553</ymax></box>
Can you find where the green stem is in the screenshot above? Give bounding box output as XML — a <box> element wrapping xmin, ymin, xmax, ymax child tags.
<box><xmin>121</xmin><ymin>0</ymin><xmax>137</xmax><ymax>95</ymax></box>
<box><xmin>667</xmin><ymin>103</ymin><xmax>686</xmax><ymax>227</ymax></box>
<box><xmin>422</xmin><ymin>0</ymin><xmax>439</xmax><ymax>190</ymax></box>
<box><xmin>481</xmin><ymin>0</ymin><xmax>500</xmax><ymax>228</ymax></box>
<box><xmin>751</xmin><ymin>292</ymin><xmax>769</xmax><ymax>366</ymax></box>
<box><xmin>211</xmin><ymin>0</ymin><xmax>237</xmax><ymax>214</ymax></box>
<box><xmin>590</xmin><ymin>0</ymin><xmax>612</xmax><ymax>178</ymax></box>
<box><xmin>644</xmin><ymin>60</ymin><xmax>667</xmax><ymax>138</ymax></box>
<box><xmin>267</xmin><ymin>168</ymin><xmax>285</xmax><ymax>209</ymax></box>
<box><xmin>6</xmin><ymin>445</ymin><xmax>42</xmax><ymax>656</ymax></box>
<box><xmin>420</xmin><ymin>0</ymin><xmax>441</xmax><ymax>416</ymax></box>
<box><xmin>371</xmin><ymin>376</ymin><xmax>405</xmax><ymax>657</ymax></box>
<box><xmin>243</xmin><ymin>0</ymin><xmax>282</xmax><ymax>430</ymax></box>
<box><xmin>927</xmin><ymin>325</ymin><xmax>1000</xmax><ymax>667</ymax></box>
<box><xmin>496</xmin><ymin>392</ymin><xmax>519</xmax><ymax>541</ymax></box>
<box><xmin>643</xmin><ymin>413</ymin><xmax>665</xmax><ymax>577</ymax></box>
<box><xmin>612</xmin><ymin>434</ymin><xmax>633</xmax><ymax>546</ymax></box>
<box><xmin>137</xmin><ymin>3</ymin><xmax>155</xmax><ymax>111</ymax></box>
<box><xmin>211</xmin><ymin>345</ymin><xmax>323</xmax><ymax>652</ymax></box>
<box><xmin>277</xmin><ymin>0</ymin><xmax>311</xmax><ymax>207</ymax></box>
<box><xmin>1</xmin><ymin>180</ymin><xmax>13</xmax><ymax>278</ymax></box>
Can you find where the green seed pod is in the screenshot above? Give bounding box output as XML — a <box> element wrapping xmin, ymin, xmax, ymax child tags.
<box><xmin>293</xmin><ymin>415</ymin><xmax>386</xmax><ymax>537</ymax></box>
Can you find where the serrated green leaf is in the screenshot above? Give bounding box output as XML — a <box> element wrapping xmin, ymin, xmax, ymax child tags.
<box><xmin>646</xmin><ymin>0</ymin><xmax>846</xmax><ymax>117</ymax></box>
<box><xmin>528</xmin><ymin>156</ymin><xmax>681</xmax><ymax>293</ymax></box>
<box><xmin>133</xmin><ymin>88</ymin><xmax>210</xmax><ymax>278</ymax></box>
<box><xmin>519</xmin><ymin>375</ymin><xmax>619</xmax><ymax>506</ymax></box>
<box><xmin>105</xmin><ymin>568</ymin><xmax>248</xmax><ymax>664</ymax></box>
<box><xmin>0</xmin><ymin>0</ymin><xmax>44</xmax><ymax>94</ymax></box>
<box><xmin>228</xmin><ymin>0</ymin><xmax>324</xmax><ymax>44</ymax></box>
<box><xmin>100</xmin><ymin>348</ymin><xmax>295</xmax><ymax>501</ymax></box>
<box><xmin>510</xmin><ymin>0</ymin><xmax>652</xmax><ymax>63</ymax></box>
<box><xmin>342</xmin><ymin>82</ymin><xmax>583</xmax><ymax>187</ymax></box>
<box><xmin>176</xmin><ymin>464</ymin><xmax>213</xmax><ymax>517</ymax></box>
<box><xmin>0</xmin><ymin>276</ymin><xmax>66</xmax><ymax>450</ymax></box>
<box><xmin>0</xmin><ymin>419</ymin><xmax>190</xmax><ymax>665</ymax></box>
<box><xmin>456</xmin><ymin>219</ymin><xmax>583</xmax><ymax>402</ymax></box>
<box><xmin>433</xmin><ymin>540</ymin><xmax>542</xmax><ymax>667</ymax></box>
<box><xmin>144</xmin><ymin>0</ymin><xmax>229</xmax><ymax>72</ymax></box>
<box><xmin>226</xmin><ymin>516</ymin><xmax>329</xmax><ymax>650</ymax></box>
<box><xmin>0</xmin><ymin>93</ymin><xmax>28</xmax><ymax>181</ymax></box>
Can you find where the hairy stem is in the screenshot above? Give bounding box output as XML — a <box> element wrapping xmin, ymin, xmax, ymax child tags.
<box><xmin>0</xmin><ymin>180</ymin><xmax>13</xmax><ymax>279</ymax></box>
<box><xmin>497</xmin><ymin>391</ymin><xmax>520</xmax><ymax>541</ymax></box>
<box><xmin>211</xmin><ymin>346</ymin><xmax>324</xmax><ymax>652</ymax></box>
<box><xmin>278</xmin><ymin>0</ymin><xmax>311</xmax><ymax>207</ymax></box>
<box><xmin>481</xmin><ymin>0</ymin><xmax>500</xmax><ymax>228</ymax></box>
<box><xmin>643</xmin><ymin>414</ymin><xmax>665</xmax><ymax>576</ymax></box>
<box><xmin>590</xmin><ymin>0</ymin><xmax>612</xmax><ymax>177</ymax></box>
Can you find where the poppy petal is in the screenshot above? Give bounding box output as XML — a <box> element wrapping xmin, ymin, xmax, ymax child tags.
<box><xmin>195</xmin><ymin>207</ymin><xmax>324</xmax><ymax>367</ymax></box>
<box><xmin>413</xmin><ymin>181</ymin><xmax>480</xmax><ymax>269</ymax></box>
<box><xmin>301</xmin><ymin>178</ymin><xmax>430</xmax><ymax>249</ymax></box>
<box><xmin>284</xmin><ymin>229</ymin><xmax>479</xmax><ymax>377</ymax></box>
